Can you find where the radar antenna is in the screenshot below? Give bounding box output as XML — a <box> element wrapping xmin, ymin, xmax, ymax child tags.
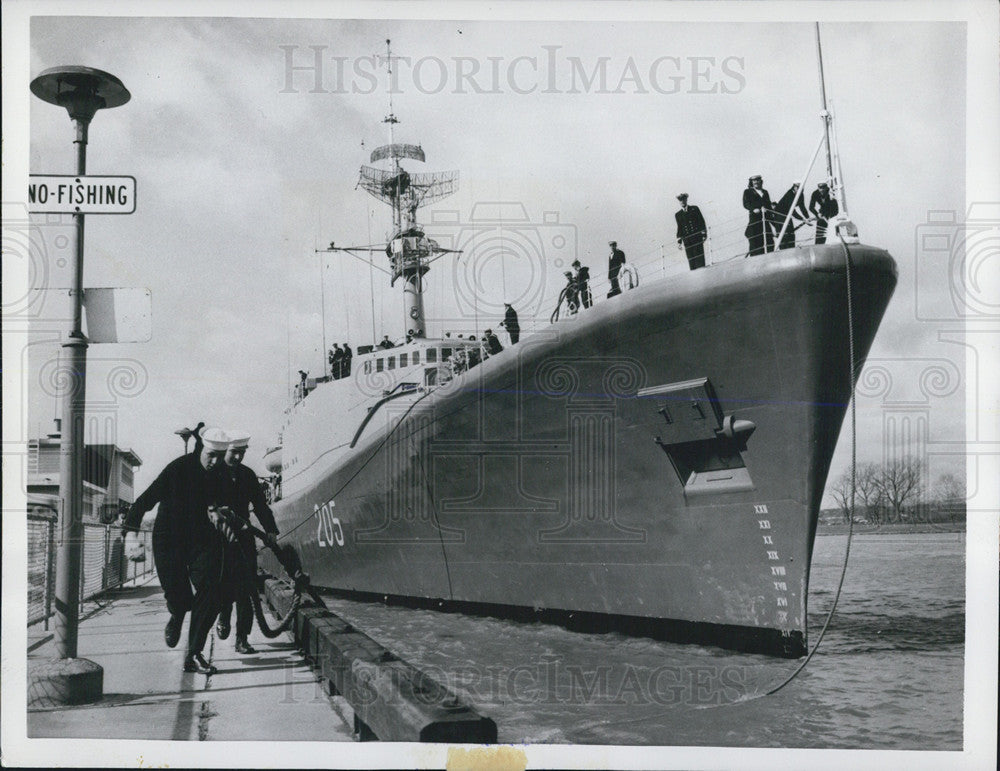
<box><xmin>351</xmin><ymin>40</ymin><xmax>459</xmax><ymax>333</ymax></box>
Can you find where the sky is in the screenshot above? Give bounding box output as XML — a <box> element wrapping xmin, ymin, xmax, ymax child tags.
<box><xmin>9</xmin><ymin>8</ymin><xmax>986</xmax><ymax>506</ymax></box>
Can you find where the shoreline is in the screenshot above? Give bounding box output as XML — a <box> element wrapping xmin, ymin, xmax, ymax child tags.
<box><xmin>816</xmin><ymin>522</ymin><xmax>966</xmax><ymax>536</ymax></box>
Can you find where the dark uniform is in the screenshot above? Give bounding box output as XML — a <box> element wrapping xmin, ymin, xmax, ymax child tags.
<box><xmin>809</xmin><ymin>185</ymin><xmax>839</xmax><ymax>245</ymax></box>
<box><xmin>743</xmin><ymin>179</ymin><xmax>775</xmax><ymax>256</ymax></box>
<box><xmin>502</xmin><ymin>304</ymin><xmax>520</xmax><ymax>345</ymax></box>
<box><xmin>573</xmin><ymin>262</ymin><xmax>592</xmax><ymax>308</ymax></box>
<box><xmin>217</xmin><ymin>465</ymin><xmax>279</xmax><ymax>647</ymax></box>
<box><xmin>341</xmin><ymin>344</ymin><xmax>353</xmax><ymax>377</ymax></box>
<box><xmin>773</xmin><ymin>185</ymin><xmax>810</xmax><ymax>250</ymax></box>
<box><xmin>562</xmin><ymin>272</ymin><xmax>580</xmax><ymax>313</ymax></box>
<box><xmin>675</xmin><ymin>198</ymin><xmax>708</xmax><ymax>270</ymax></box>
<box><xmin>122</xmin><ymin>452</ymin><xmax>228</xmax><ymax>660</ymax></box>
<box><xmin>329</xmin><ymin>345</ymin><xmax>343</xmax><ymax>379</ymax></box>
<box><xmin>484</xmin><ymin>330</ymin><xmax>503</xmax><ymax>355</ymax></box>
<box><xmin>607</xmin><ymin>243</ymin><xmax>626</xmax><ymax>297</ymax></box>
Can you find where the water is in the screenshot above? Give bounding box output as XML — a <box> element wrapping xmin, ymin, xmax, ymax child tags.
<box><xmin>322</xmin><ymin>532</ymin><xmax>965</xmax><ymax>748</ymax></box>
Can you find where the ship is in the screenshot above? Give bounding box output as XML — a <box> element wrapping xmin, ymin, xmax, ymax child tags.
<box><xmin>261</xmin><ymin>40</ymin><xmax>897</xmax><ymax>658</ymax></box>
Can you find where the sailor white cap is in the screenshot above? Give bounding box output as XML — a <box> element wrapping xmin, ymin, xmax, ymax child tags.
<box><xmin>200</xmin><ymin>427</ymin><xmax>230</xmax><ymax>452</ymax></box>
<box><xmin>226</xmin><ymin>430</ymin><xmax>250</xmax><ymax>450</ymax></box>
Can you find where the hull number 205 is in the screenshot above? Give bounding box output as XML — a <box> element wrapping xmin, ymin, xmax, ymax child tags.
<box><xmin>316</xmin><ymin>498</ymin><xmax>344</xmax><ymax>547</ymax></box>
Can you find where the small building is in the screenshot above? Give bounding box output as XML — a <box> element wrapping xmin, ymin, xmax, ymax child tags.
<box><xmin>27</xmin><ymin>421</ymin><xmax>143</xmax><ymax>524</ymax></box>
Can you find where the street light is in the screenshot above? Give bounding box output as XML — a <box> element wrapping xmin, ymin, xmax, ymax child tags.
<box><xmin>28</xmin><ymin>66</ymin><xmax>130</xmax><ymax>706</ymax></box>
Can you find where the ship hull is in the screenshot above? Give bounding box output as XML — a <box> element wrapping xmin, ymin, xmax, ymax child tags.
<box><xmin>264</xmin><ymin>244</ymin><xmax>896</xmax><ymax>657</ymax></box>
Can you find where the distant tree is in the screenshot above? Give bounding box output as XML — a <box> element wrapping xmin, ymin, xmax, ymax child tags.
<box><xmin>875</xmin><ymin>456</ymin><xmax>924</xmax><ymax>523</ymax></box>
<box><xmin>933</xmin><ymin>472</ymin><xmax>966</xmax><ymax>525</ymax></box>
<box><xmin>855</xmin><ymin>462</ymin><xmax>885</xmax><ymax>524</ymax></box>
<box><xmin>829</xmin><ymin>470</ymin><xmax>857</xmax><ymax>523</ymax></box>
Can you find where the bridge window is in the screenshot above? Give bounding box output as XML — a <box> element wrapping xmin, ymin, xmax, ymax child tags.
<box><xmin>376</xmin><ymin>358</ymin><xmax>384</xmax><ymax>373</ymax></box>
<box><xmin>426</xmin><ymin>348</ymin><xmax>437</xmax><ymax>363</ymax></box>
<box><xmin>442</xmin><ymin>347</ymin><xmax>452</xmax><ymax>361</ymax></box>
<box><xmin>425</xmin><ymin>367</ymin><xmax>438</xmax><ymax>386</ymax></box>
<box><xmin>400</xmin><ymin>353</ymin><xmax>408</xmax><ymax>368</ymax></box>
<box><xmin>388</xmin><ymin>356</ymin><xmax>396</xmax><ymax>370</ymax></box>
<box><xmin>412</xmin><ymin>351</ymin><xmax>420</xmax><ymax>365</ymax></box>
<box><xmin>364</xmin><ymin>360</ymin><xmax>372</xmax><ymax>375</ymax></box>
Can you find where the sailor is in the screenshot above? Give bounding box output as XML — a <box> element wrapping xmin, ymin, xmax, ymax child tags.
<box><xmin>329</xmin><ymin>344</ymin><xmax>343</xmax><ymax>379</ymax></box>
<box><xmin>607</xmin><ymin>241</ymin><xmax>627</xmax><ymax>297</ymax></box>
<box><xmin>379</xmin><ymin>335</ymin><xmax>394</xmax><ymax>350</ymax></box>
<box><xmin>297</xmin><ymin>370</ymin><xmax>308</xmax><ymax>399</ymax></box>
<box><xmin>451</xmin><ymin>345</ymin><xmax>468</xmax><ymax>374</ymax></box>
<box><xmin>122</xmin><ymin>427</ymin><xmax>232</xmax><ymax>674</ymax></box>
<box><xmin>808</xmin><ymin>182</ymin><xmax>840</xmax><ymax>244</ymax></box>
<box><xmin>467</xmin><ymin>336</ymin><xmax>482</xmax><ymax>368</ymax></box>
<box><xmin>773</xmin><ymin>183</ymin><xmax>810</xmax><ymax>250</ymax></box>
<box><xmin>674</xmin><ymin>193</ymin><xmax>708</xmax><ymax>270</ymax></box>
<box><xmin>341</xmin><ymin>343</ymin><xmax>353</xmax><ymax>377</ymax></box>
<box><xmin>500</xmin><ymin>303</ymin><xmax>520</xmax><ymax>345</ymax></box>
<box><xmin>742</xmin><ymin>175</ymin><xmax>775</xmax><ymax>256</ymax></box>
<box><xmin>484</xmin><ymin>328</ymin><xmax>503</xmax><ymax>355</ymax></box>
<box><xmin>216</xmin><ymin>431</ymin><xmax>280</xmax><ymax>655</ymax></box>
<box><xmin>563</xmin><ymin>271</ymin><xmax>580</xmax><ymax>314</ymax></box>
<box><xmin>572</xmin><ymin>259</ymin><xmax>592</xmax><ymax>308</ymax></box>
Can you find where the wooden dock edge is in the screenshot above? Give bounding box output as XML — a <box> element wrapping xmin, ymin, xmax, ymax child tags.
<box><xmin>263</xmin><ymin>579</ymin><xmax>498</xmax><ymax>743</ymax></box>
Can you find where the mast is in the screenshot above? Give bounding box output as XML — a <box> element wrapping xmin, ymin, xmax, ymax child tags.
<box><xmin>356</xmin><ymin>40</ymin><xmax>459</xmax><ymax>337</ymax></box>
<box><xmin>815</xmin><ymin>22</ymin><xmax>834</xmax><ymax>183</ymax></box>
<box><xmin>383</xmin><ymin>39</ymin><xmax>401</xmax><ymax>231</ymax></box>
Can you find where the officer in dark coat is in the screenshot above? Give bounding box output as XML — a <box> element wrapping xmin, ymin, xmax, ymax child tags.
<box><xmin>341</xmin><ymin>343</ymin><xmax>353</xmax><ymax>377</ymax></box>
<box><xmin>607</xmin><ymin>241</ymin><xmax>627</xmax><ymax>297</ymax></box>
<box><xmin>215</xmin><ymin>431</ymin><xmax>280</xmax><ymax>655</ymax></box>
<box><xmin>809</xmin><ymin>182</ymin><xmax>840</xmax><ymax>244</ymax></box>
<box><xmin>329</xmin><ymin>344</ymin><xmax>343</xmax><ymax>379</ymax></box>
<box><xmin>742</xmin><ymin>175</ymin><xmax>775</xmax><ymax>256</ymax></box>
<box><xmin>674</xmin><ymin>193</ymin><xmax>708</xmax><ymax>270</ymax></box>
<box><xmin>484</xmin><ymin>329</ymin><xmax>503</xmax><ymax>355</ymax></box>
<box><xmin>122</xmin><ymin>427</ymin><xmax>232</xmax><ymax>674</ymax></box>
<box><xmin>572</xmin><ymin>259</ymin><xmax>592</xmax><ymax>308</ymax></box>
<box><xmin>501</xmin><ymin>303</ymin><xmax>520</xmax><ymax>345</ymax></box>
<box><xmin>773</xmin><ymin>183</ymin><xmax>810</xmax><ymax>250</ymax></box>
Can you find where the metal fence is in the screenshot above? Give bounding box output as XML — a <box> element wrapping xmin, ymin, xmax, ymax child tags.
<box><xmin>27</xmin><ymin>513</ymin><xmax>156</xmax><ymax>628</ymax></box>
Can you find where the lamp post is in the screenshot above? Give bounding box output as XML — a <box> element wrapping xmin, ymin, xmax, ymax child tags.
<box><xmin>28</xmin><ymin>66</ymin><xmax>130</xmax><ymax>705</ymax></box>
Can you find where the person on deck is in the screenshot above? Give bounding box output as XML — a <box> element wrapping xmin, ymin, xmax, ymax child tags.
<box><xmin>122</xmin><ymin>427</ymin><xmax>233</xmax><ymax>674</ymax></box>
<box><xmin>572</xmin><ymin>259</ymin><xmax>592</xmax><ymax>308</ymax></box>
<box><xmin>501</xmin><ymin>303</ymin><xmax>520</xmax><ymax>345</ymax></box>
<box><xmin>484</xmin><ymin>329</ymin><xmax>503</xmax><ymax>355</ymax></box>
<box><xmin>216</xmin><ymin>431</ymin><xmax>280</xmax><ymax>655</ymax></box>
<box><xmin>607</xmin><ymin>241</ymin><xmax>627</xmax><ymax>297</ymax></box>
<box><xmin>773</xmin><ymin>183</ymin><xmax>810</xmax><ymax>250</ymax></box>
<box><xmin>809</xmin><ymin>182</ymin><xmax>840</xmax><ymax>245</ymax></box>
<box><xmin>329</xmin><ymin>344</ymin><xmax>343</xmax><ymax>379</ymax></box>
<box><xmin>379</xmin><ymin>335</ymin><xmax>394</xmax><ymax>350</ymax></box>
<box><xmin>674</xmin><ymin>193</ymin><xmax>708</xmax><ymax>270</ymax></box>
<box><xmin>341</xmin><ymin>343</ymin><xmax>352</xmax><ymax>377</ymax></box>
<box><xmin>563</xmin><ymin>271</ymin><xmax>580</xmax><ymax>314</ymax></box>
<box><xmin>742</xmin><ymin>175</ymin><xmax>775</xmax><ymax>256</ymax></box>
